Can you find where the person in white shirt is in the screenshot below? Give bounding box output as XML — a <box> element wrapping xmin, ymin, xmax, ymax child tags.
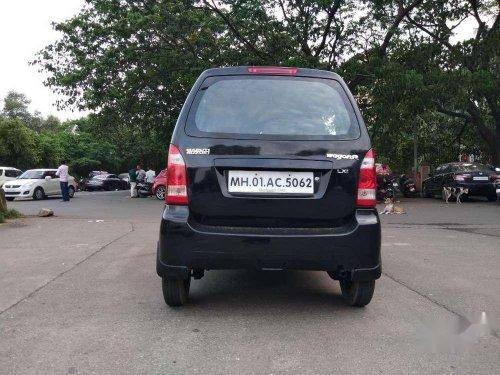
<box><xmin>55</xmin><ymin>160</ymin><xmax>70</xmax><ymax>201</ymax></box>
<box><xmin>145</xmin><ymin>167</ymin><xmax>156</xmax><ymax>183</ymax></box>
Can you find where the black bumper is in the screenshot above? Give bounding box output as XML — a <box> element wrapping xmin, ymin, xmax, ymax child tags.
<box><xmin>157</xmin><ymin>205</ymin><xmax>381</xmax><ymax>281</ymax></box>
<box><xmin>453</xmin><ymin>182</ymin><xmax>496</xmax><ymax>197</ymax></box>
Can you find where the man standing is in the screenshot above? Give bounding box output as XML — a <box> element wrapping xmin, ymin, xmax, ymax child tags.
<box><xmin>128</xmin><ymin>167</ymin><xmax>137</xmax><ymax>197</ymax></box>
<box><xmin>136</xmin><ymin>165</ymin><xmax>146</xmax><ymax>183</ymax></box>
<box><xmin>145</xmin><ymin>166</ymin><xmax>156</xmax><ymax>183</ymax></box>
<box><xmin>56</xmin><ymin>160</ymin><xmax>70</xmax><ymax>202</ymax></box>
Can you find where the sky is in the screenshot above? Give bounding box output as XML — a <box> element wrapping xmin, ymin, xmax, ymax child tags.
<box><xmin>0</xmin><ymin>0</ymin><xmax>87</xmax><ymax>121</ymax></box>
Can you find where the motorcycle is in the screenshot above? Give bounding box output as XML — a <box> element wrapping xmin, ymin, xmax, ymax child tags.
<box><xmin>399</xmin><ymin>174</ymin><xmax>417</xmax><ymax>198</ymax></box>
<box><xmin>376</xmin><ymin>174</ymin><xmax>400</xmax><ymax>201</ymax></box>
<box><xmin>136</xmin><ymin>180</ymin><xmax>153</xmax><ymax>198</ymax></box>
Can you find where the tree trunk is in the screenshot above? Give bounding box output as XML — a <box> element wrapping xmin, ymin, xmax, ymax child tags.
<box><xmin>0</xmin><ymin>187</ymin><xmax>7</xmax><ymax>213</ymax></box>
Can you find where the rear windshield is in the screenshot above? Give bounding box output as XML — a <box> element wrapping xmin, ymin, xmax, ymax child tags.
<box><xmin>452</xmin><ymin>163</ymin><xmax>492</xmax><ymax>173</ymax></box>
<box><xmin>187</xmin><ymin>76</ymin><xmax>360</xmax><ymax>140</ymax></box>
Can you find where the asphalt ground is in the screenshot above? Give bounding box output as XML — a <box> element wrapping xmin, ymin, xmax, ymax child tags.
<box><xmin>1</xmin><ymin>191</ymin><xmax>500</xmax><ymax>374</ymax></box>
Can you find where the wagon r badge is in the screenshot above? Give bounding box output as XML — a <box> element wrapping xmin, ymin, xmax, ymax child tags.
<box><xmin>186</xmin><ymin>148</ymin><xmax>210</xmax><ymax>155</ymax></box>
<box><xmin>326</xmin><ymin>153</ymin><xmax>359</xmax><ymax>160</ymax></box>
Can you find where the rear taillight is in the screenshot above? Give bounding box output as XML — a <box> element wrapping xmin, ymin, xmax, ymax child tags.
<box><xmin>166</xmin><ymin>144</ymin><xmax>188</xmax><ymax>205</ymax></box>
<box><xmin>247</xmin><ymin>67</ymin><xmax>297</xmax><ymax>75</ymax></box>
<box><xmin>356</xmin><ymin>149</ymin><xmax>376</xmax><ymax>208</ymax></box>
<box><xmin>453</xmin><ymin>174</ymin><xmax>470</xmax><ymax>181</ymax></box>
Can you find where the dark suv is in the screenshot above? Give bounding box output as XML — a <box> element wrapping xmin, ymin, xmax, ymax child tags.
<box><xmin>157</xmin><ymin>67</ymin><xmax>381</xmax><ymax>307</ymax></box>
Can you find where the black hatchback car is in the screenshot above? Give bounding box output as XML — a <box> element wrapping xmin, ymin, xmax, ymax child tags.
<box><xmin>84</xmin><ymin>174</ymin><xmax>129</xmax><ymax>191</ymax></box>
<box><xmin>157</xmin><ymin>67</ymin><xmax>381</xmax><ymax>307</ymax></box>
<box><xmin>423</xmin><ymin>162</ymin><xmax>499</xmax><ymax>201</ymax></box>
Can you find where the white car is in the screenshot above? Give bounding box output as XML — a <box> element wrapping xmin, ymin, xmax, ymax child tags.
<box><xmin>3</xmin><ymin>169</ymin><xmax>77</xmax><ymax>201</ymax></box>
<box><xmin>0</xmin><ymin>167</ymin><xmax>23</xmax><ymax>188</ymax></box>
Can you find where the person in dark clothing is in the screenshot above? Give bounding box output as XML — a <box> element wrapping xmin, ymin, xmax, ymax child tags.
<box><xmin>129</xmin><ymin>168</ymin><xmax>137</xmax><ymax>197</ymax></box>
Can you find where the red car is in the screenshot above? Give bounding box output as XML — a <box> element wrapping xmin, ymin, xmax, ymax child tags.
<box><xmin>152</xmin><ymin>169</ymin><xmax>167</xmax><ymax>200</ymax></box>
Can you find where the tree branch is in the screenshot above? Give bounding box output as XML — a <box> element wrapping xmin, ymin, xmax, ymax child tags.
<box><xmin>202</xmin><ymin>0</ymin><xmax>270</xmax><ymax>61</ymax></box>
<box><xmin>379</xmin><ymin>0</ymin><xmax>424</xmax><ymax>58</ymax></box>
<box><xmin>405</xmin><ymin>15</ymin><xmax>457</xmax><ymax>52</ymax></box>
<box><xmin>314</xmin><ymin>0</ymin><xmax>342</xmax><ymax>58</ymax></box>
<box><xmin>436</xmin><ymin>105</ymin><xmax>470</xmax><ymax>120</ymax></box>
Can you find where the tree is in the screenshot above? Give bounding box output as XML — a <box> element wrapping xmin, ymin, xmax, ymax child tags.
<box><xmin>2</xmin><ymin>91</ymin><xmax>32</xmax><ymax>124</ymax></box>
<box><xmin>0</xmin><ymin>117</ymin><xmax>40</xmax><ymax>169</ymax></box>
<box><xmin>34</xmin><ymin>0</ymin><xmax>500</xmax><ymax>166</ymax></box>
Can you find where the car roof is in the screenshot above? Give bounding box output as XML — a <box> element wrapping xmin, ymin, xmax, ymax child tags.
<box><xmin>25</xmin><ymin>169</ymin><xmax>57</xmax><ymax>172</ymax></box>
<box><xmin>199</xmin><ymin>66</ymin><xmax>343</xmax><ymax>81</ymax></box>
<box><xmin>0</xmin><ymin>166</ymin><xmax>21</xmax><ymax>170</ymax></box>
<box><xmin>443</xmin><ymin>162</ymin><xmax>484</xmax><ymax>166</ymax></box>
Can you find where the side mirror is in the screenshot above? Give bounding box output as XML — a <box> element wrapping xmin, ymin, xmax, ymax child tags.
<box><xmin>45</xmin><ymin>176</ymin><xmax>51</xmax><ymax>181</ymax></box>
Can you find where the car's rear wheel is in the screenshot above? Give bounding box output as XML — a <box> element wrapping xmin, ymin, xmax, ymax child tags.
<box><xmin>68</xmin><ymin>186</ymin><xmax>75</xmax><ymax>198</ymax></box>
<box><xmin>340</xmin><ymin>279</ymin><xmax>375</xmax><ymax>307</ymax></box>
<box><xmin>155</xmin><ymin>186</ymin><xmax>166</xmax><ymax>200</ymax></box>
<box><xmin>6</xmin><ymin>197</ymin><xmax>14</xmax><ymax>202</ymax></box>
<box><xmin>422</xmin><ymin>184</ymin><xmax>432</xmax><ymax>198</ymax></box>
<box><xmin>33</xmin><ymin>187</ymin><xmax>45</xmax><ymax>200</ymax></box>
<box><xmin>162</xmin><ymin>277</ymin><xmax>190</xmax><ymax>307</ymax></box>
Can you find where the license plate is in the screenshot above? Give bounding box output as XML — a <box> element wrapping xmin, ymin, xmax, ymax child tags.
<box><xmin>474</xmin><ymin>176</ymin><xmax>489</xmax><ymax>181</ymax></box>
<box><xmin>228</xmin><ymin>170</ymin><xmax>314</xmax><ymax>194</ymax></box>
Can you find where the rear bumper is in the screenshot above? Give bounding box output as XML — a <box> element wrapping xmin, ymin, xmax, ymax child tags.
<box><xmin>453</xmin><ymin>182</ymin><xmax>496</xmax><ymax>196</ymax></box>
<box><xmin>157</xmin><ymin>205</ymin><xmax>381</xmax><ymax>281</ymax></box>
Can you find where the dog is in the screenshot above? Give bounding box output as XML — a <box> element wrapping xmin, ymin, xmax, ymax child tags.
<box><xmin>380</xmin><ymin>198</ymin><xmax>406</xmax><ymax>214</ymax></box>
<box><xmin>442</xmin><ymin>187</ymin><xmax>469</xmax><ymax>204</ymax></box>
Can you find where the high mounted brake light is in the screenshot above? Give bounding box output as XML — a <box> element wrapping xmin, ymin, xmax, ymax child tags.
<box><xmin>247</xmin><ymin>67</ymin><xmax>297</xmax><ymax>75</ymax></box>
<box><xmin>166</xmin><ymin>144</ymin><xmax>188</xmax><ymax>205</ymax></box>
<box><xmin>356</xmin><ymin>149</ymin><xmax>376</xmax><ymax>208</ymax></box>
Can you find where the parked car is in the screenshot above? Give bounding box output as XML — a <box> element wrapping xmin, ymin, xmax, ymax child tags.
<box><xmin>84</xmin><ymin>174</ymin><xmax>129</xmax><ymax>191</ymax></box>
<box><xmin>157</xmin><ymin>66</ymin><xmax>381</xmax><ymax>307</ymax></box>
<box><xmin>0</xmin><ymin>167</ymin><xmax>23</xmax><ymax>188</ymax></box>
<box><xmin>422</xmin><ymin>162</ymin><xmax>499</xmax><ymax>201</ymax></box>
<box><xmin>3</xmin><ymin>169</ymin><xmax>77</xmax><ymax>201</ymax></box>
<box><xmin>152</xmin><ymin>169</ymin><xmax>167</xmax><ymax>200</ymax></box>
<box><xmin>88</xmin><ymin>170</ymin><xmax>108</xmax><ymax>178</ymax></box>
<box><xmin>118</xmin><ymin>173</ymin><xmax>130</xmax><ymax>184</ymax></box>
<box><xmin>495</xmin><ymin>177</ymin><xmax>500</xmax><ymax>204</ymax></box>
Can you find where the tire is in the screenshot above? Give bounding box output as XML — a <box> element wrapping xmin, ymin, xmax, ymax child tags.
<box><xmin>68</xmin><ymin>186</ymin><xmax>75</xmax><ymax>198</ymax></box>
<box><xmin>422</xmin><ymin>184</ymin><xmax>431</xmax><ymax>198</ymax></box>
<box><xmin>340</xmin><ymin>279</ymin><xmax>375</xmax><ymax>307</ymax></box>
<box><xmin>33</xmin><ymin>187</ymin><xmax>45</xmax><ymax>200</ymax></box>
<box><xmin>487</xmin><ymin>194</ymin><xmax>497</xmax><ymax>202</ymax></box>
<box><xmin>162</xmin><ymin>277</ymin><xmax>190</xmax><ymax>307</ymax></box>
<box><xmin>155</xmin><ymin>186</ymin><xmax>166</xmax><ymax>200</ymax></box>
<box><xmin>6</xmin><ymin>197</ymin><xmax>14</xmax><ymax>201</ymax></box>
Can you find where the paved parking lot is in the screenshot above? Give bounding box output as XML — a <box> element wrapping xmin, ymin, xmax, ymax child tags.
<box><xmin>1</xmin><ymin>191</ymin><xmax>500</xmax><ymax>374</ymax></box>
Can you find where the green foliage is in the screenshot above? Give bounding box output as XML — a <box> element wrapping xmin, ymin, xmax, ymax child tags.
<box><xmin>26</xmin><ymin>0</ymin><xmax>500</xmax><ymax>167</ymax></box>
<box><xmin>0</xmin><ymin>117</ymin><xmax>40</xmax><ymax>169</ymax></box>
<box><xmin>0</xmin><ymin>93</ymin><xmax>131</xmax><ymax>177</ymax></box>
<box><xmin>0</xmin><ymin>209</ymin><xmax>23</xmax><ymax>223</ymax></box>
